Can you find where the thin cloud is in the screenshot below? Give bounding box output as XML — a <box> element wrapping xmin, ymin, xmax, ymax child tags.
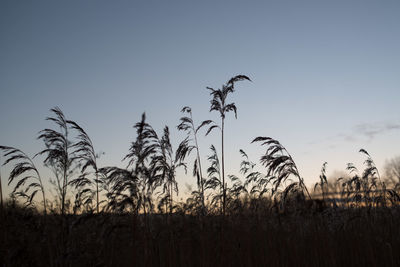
<box><xmin>354</xmin><ymin>122</ymin><xmax>400</xmax><ymax>140</ymax></box>
<box><xmin>337</xmin><ymin>133</ymin><xmax>357</xmax><ymax>142</ymax></box>
<box><xmin>330</xmin><ymin>121</ymin><xmax>400</xmax><ymax>144</ymax></box>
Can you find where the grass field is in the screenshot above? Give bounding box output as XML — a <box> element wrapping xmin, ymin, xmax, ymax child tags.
<box><xmin>1</xmin><ymin>200</ymin><xmax>400</xmax><ymax>267</ymax></box>
<box><xmin>1</xmin><ymin>77</ymin><xmax>400</xmax><ymax>266</ymax></box>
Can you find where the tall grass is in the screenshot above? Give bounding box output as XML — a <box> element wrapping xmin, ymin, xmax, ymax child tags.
<box><xmin>1</xmin><ymin>75</ymin><xmax>400</xmax><ymax>266</ymax></box>
<box><xmin>206</xmin><ymin>75</ymin><xmax>251</xmax><ymax>215</ymax></box>
<box><xmin>153</xmin><ymin>126</ymin><xmax>187</xmax><ymax>214</ymax></box>
<box><xmin>0</xmin><ymin>146</ymin><xmax>47</xmax><ymax>214</ymax></box>
<box><xmin>36</xmin><ymin>107</ymin><xmax>76</xmax><ymax>215</ymax></box>
<box><xmin>177</xmin><ymin>106</ymin><xmax>211</xmax><ymax>212</ymax></box>
<box><xmin>68</xmin><ymin>120</ymin><xmax>103</xmax><ymax>213</ymax></box>
<box><xmin>0</xmin><ymin>155</ymin><xmax>3</xmax><ymax>210</ymax></box>
<box><xmin>252</xmin><ymin>136</ymin><xmax>312</xmax><ymax>200</ymax></box>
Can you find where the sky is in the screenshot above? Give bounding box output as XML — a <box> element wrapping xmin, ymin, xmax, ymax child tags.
<box><xmin>1</xmin><ymin>0</ymin><xmax>400</xmax><ymax>200</ymax></box>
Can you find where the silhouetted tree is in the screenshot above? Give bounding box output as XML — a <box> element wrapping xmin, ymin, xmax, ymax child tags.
<box><xmin>383</xmin><ymin>156</ymin><xmax>400</xmax><ymax>189</ymax></box>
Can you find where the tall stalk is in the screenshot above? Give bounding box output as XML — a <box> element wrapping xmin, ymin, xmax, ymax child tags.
<box><xmin>205</xmin><ymin>145</ymin><xmax>222</xmax><ymax>213</ymax></box>
<box><xmin>0</xmin><ymin>156</ymin><xmax>2</xmax><ymax>210</ymax></box>
<box><xmin>68</xmin><ymin>120</ymin><xmax>102</xmax><ymax>213</ymax></box>
<box><xmin>206</xmin><ymin>75</ymin><xmax>251</xmax><ymax>215</ymax></box>
<box><xmin>102</xmin><ymin>113</ymin><xmax>159</xmax><ymax>213</ymax></box>
<box><xmin>177</xmin><ymin>106</ymin><xmax>211</xmax><ymax>211</ymax></box>
<box><xmin>36</xmin><ymin>107</ymin><xmax>74</xmax><ymax>215</ymax></box>
<box><xmin>126</xmin><ymin>113</ymin><xmax>158</xmax><ymax>214</ymax></box>
<box><xmin>154</xmin><ymin>126</ymin><xmax>187</xmax><ymax>214</ymax></box>
<box><xmin>314</xmin><ymin>162</ymin><xmax>328</xmax><ymax>201</ymax></box>
<box><xmin>221</xmin><ymin>118</ymin><xmax>225</xmax><ymax>214</ymax></box>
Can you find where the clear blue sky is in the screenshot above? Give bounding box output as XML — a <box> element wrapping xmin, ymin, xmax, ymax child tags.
<box><xmin>1</xmin><ymin>0</ymin><xmax>399</xmax><ymax>199</ymax></box>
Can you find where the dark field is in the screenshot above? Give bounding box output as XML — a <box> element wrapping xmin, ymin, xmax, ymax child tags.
<box><xmin>1</xmin><ymin>203</ymin><xmax>400</xmax><ymax>267</ymax></box>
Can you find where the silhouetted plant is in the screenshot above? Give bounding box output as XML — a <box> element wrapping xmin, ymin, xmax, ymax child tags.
<box><xmin>342</xmin><ymin>149</ymin><xmax>385</xmax><ymax>207</ymax></box>
<box><xmin>127</xmin><ymin>113</ymin><xmax>159</xmax><ymax>215</ymax></box>
<box><xmin>100</xmin><ymin>167</ymin><xmax>139</xmax><ymax>213</ymax></box>
<box><xmin>226</xmin><ymin>174</ymin><xmax>246</xmax><ymax>214</ymax></box>
<box><xmin>46</xmin><ymin>159</ymin><xmax>70</xmax><ymax>212</ymax></box>
<box><xmin>252</xmin><ymin>136</ymin><xmax>312</xmax><ymax>200</ymax></box>
<box><xmin>183</xmin><ymin>189</ymin><xmax>204</xmax><ymax>215</ymax></box>
<box><xmin>359</xmin><ymin>149</ymin><xmax>390</xmax><ymax>206</ymax></box>
<box><xmin>153</xmin><ymin>126</ymin><xmax>187</xmax><ymax>214</ymax></box>
<box><xmin>206</xmin><ymin>75</ymin><xmax>251</xmax><ymax>215</ymax></box>
<box><xmin>72</xmin><ymin>187</ymin><xmax>94</xmax><ymax>214</ymax></box>
<box><xmin>0</xmin><ymin>146</ymin><xmax>47</xmax><ymax>213</ymax></box>
<box><xmin>177</xmin><ymin>106</ymin><xmax>211</xmax><ymax>212</ymax></box>
<box><xmin>226</xmin><ymin>150</ymin><xmax>268</xmax><ymax>214</ymax></box>
<box><xmin>0</xmin><ymin>156</ymin><xmax>3</xmax><ymax>210</ymax></box>
<box><xmin>205</xmin><ymin>145</ymin><xmax>222</xmax><ymax>213</ymax></box>
<box><xmin>341</xmin><ymin>163</ymin><xmax>361</xmax><ymax>207</ymax></box>
<box><xmin>239</xmin><ymin>149</ymin><xmax>269</xmax><ymax>200</ymax></box>
<box><xmin>280</xmin><ymin>182</ymin><xmax>302</xmax><ymax>206</ymax></box>
<box><xmin>314</xmin><ymin>162</ymin><xmax>328</xmax><ymax>201</ymax></box>
<box><xmin>360</xmin><ymin>149</ymin><xmax>383</xmax><ymax>188</ymax></box>
<box><xmin>101</xmin><ymin>113</ymin><xmax>158</xmax><ymax>214</ymax></box>
<box><xmin>232</xmin><ymin>149</ymin><xmax>269</xmax><ymax>213</ymax></box>
<box><xmin>156</xmin><ymin>193</ymin><xmax>170</xmax><ymax>214</ymax></box>
<box><xmin>36</xmin><ymin>107</ymin><xmax>76</xmax><ymax>215</ymax></box>
<box><xmin>68</xmin><ymin>120</ymin><xmax>104</xmax><ymax>213</ymax></box>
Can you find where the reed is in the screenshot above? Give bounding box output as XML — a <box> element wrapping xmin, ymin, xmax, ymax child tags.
<box><xmin>1</xmin><ymin>75</ymin><xmax>400</xmax><ymax>266</ymax></box>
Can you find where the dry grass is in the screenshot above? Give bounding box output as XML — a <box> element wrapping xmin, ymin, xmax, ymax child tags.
<box><xmin>1</xmin><ymin>77</ymin><xmax>400</xmax><ymax>266</ymax></box>
<box><xmin>1</xmin><ymin>199</ymin><xmax>400</xmax><ymax>267</ymax></box>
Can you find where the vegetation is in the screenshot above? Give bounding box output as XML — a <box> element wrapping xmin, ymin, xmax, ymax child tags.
<box><xmin>36</xmin><ymin>107</ymin><xmax>76</xmax><ymax>215</ymax></box>
<box><xmin>0</xmin><ymin>146</ymin><xmax>47</xmax><ymax>213</ymax></box>
<box><xmin>177</xmin><ymin>106</ymin><xmax>210</xmax><ymax>212</ymax></box>
<box><xmin>1</xmin><ymin>75</ymin><xmax>400</xmax><ymax>266</ymax></box>
<box><xmin>205</xmin><ymin>75</ymin><xmax>251</xmax><ymax>215</ymax></box>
